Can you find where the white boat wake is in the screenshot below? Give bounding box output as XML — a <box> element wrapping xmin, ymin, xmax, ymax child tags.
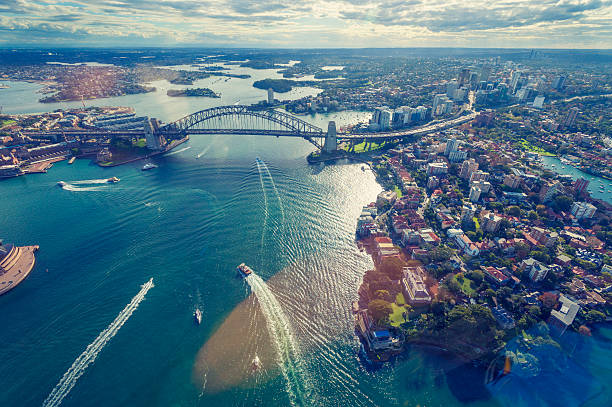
<box><xmin>42</xmin><ymin>278</ymin><xmax>154</xmax><ymax>407</ymax></box>
<box><xmin>256</xmin><ymin>157</ymin><xmax>285</xmax><ymax>225</ymax></box>
<box><xmin>245</xmin><ymin>273</ymin><xmax>312</xmax><ymax>406</ymax></box>
<box><xmin>164</xmin><ymin>146</ymin><xmax>192</xmax><ymax>156</ymax></box>
<box><xmin>58</xmin><ymin>182</ymin><xmax>106</xmax><ymax>192</ymax></box>
<box><xmin>70</xmin><ymin>179</ymin><xmax>111</xmax><ymax>185</ymax></box>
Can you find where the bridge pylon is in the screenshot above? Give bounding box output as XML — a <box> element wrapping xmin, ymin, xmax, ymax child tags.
<box><xmin>323</xmin><ymin>121</ymin><xmax>337</xmax><ymax>153</ymax></box>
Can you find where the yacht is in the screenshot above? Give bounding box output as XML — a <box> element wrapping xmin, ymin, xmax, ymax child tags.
<box><xmin>194</xmin><ymin>308</ymin><xmax>202</xmax><ymax>325</ymax></box>
<box><xmin>237</xmin><ymin>263</ymin><xmax>253</xmax><ymax>277</ymax></box>
<box><xmin>142</xmin><ymin>162</ymin><xmax>158</xmax><ymax>171</ymax></box>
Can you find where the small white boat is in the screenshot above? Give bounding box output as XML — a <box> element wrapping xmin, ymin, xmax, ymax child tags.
<box><xmin>142</xmin><ymin>162</ymin><xmax>158</xmax><ymax>171</ymax></box>
<box><xmin>194</xmin><ymin>308</ymin><xmax>202</xmax><ymax>325</ymax></box>
<box><xmin>57</xmin><ymin>181</ymin><xmax>66</xmax><ymax>187</ymax></box>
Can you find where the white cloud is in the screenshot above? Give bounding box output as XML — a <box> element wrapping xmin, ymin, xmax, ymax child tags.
<box><xmin>0</xmin><ymin>0</ymin><xmax>610</xmax><ymax>47</ymax></box>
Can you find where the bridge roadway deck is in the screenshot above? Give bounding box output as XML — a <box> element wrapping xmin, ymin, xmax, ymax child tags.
<box><xmin>20</xmin><ymin>112</ymin><xmax>476</xmax><ymax>141</ymax></box>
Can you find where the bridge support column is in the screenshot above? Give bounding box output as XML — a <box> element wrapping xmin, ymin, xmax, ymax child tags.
<box><xmin>323</xmin><ymin>121</ymin><xmax>337</xmax><ymax>153</ymax></box>
<box><xmin>144</xmin><ymin>118</ymin><xmax>163</xmax><ymax>150</ymax></box>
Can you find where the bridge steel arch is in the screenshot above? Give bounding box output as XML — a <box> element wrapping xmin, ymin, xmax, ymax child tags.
<box><xmin>157</xmin><ymin>105</ymin><xmax>325</xmax><ymax>148</ymax></box>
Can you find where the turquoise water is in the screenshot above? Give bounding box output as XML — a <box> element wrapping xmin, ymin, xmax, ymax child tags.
<box><xmin>540</xmin><ymin>155</ymin><xmax>611</xmax><ymax>204</ymax></box>
<box><xmin>1</xmin><ymin>69</ymin><xmax>611</xmax><ymax>406</ymax></box>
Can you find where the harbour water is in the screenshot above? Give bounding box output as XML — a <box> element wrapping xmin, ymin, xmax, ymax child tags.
<box><xmin>539</xmin><ymin>155</ymin><xmax>611</xmax><ymax>204</ymax></box>
<box><xmin>1</xmin><ymin>67</ymin><xmax>611</xmax><ymax>406</ymax></box>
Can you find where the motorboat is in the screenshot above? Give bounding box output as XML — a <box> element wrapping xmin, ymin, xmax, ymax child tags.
<box><xmin>107</xmin><ymin>176</ymin><xmax>120</xmax><ymax>183</ymax></box>
<box><xmin>237</xmin><ymin>263</ymin><xmax>253</xmax><ymax>277</ymax></box>
<box><xmin>142</xmin><ymin>162</ymin><xmax>158</xmax><ymax>171</ymax></box>
<box><xmin>57</xmin><ymin>181</ymin><xmax>67</xmax><ymax>187</ymax></box>
<box><xmin>194</xmin><ymin>308</ymin><xmax>202</xmax><ymax>325</ymax></box>
<box><xmin>251</xmin><ymin>355</ymin><xmax>261</xmax><ymax>372</ymax></box>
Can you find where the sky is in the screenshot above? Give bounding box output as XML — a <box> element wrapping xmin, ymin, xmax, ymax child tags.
<box><xmin>0</xmin><ymin>0</ymin><xmax>611</xmax><ymax>48</ymax></box>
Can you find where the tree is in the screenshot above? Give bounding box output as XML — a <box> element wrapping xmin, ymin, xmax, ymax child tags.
<box><xmin>584</xmin><ymin>310</ymin><xmax>606</xmax><ymax>324</ymax></box>
<box><xmin>506</xmin><ymin>206</ymin><xmax>521</xmax><ymax>217</ymax></box>
<box><xmin>379</xmin><ymin>256</ymin><xmax>406</xmax><ymax>280</ymax></box>
<box><xmin>368</xmin><ymin>299</ymin><xmax>392</xmax><ymax>324</ymax></box>
<box><xmin>553</xmin><ymin>195</ymin><xmax>573</xmax><ymax>212</ymax></box>
<box><xmin>515</xmin><ymin>242</ymin><xmax>530</xmax><ymax>260</ymax></box>
<box><xmin>467</xmin><ymin>270</ymin><xmax>484</xmax><ymax>285</ymax></box>
<box><xmin>431</xmin><ymin>246</ymin><xmax>453</xmax><ymax>263</ymax></box>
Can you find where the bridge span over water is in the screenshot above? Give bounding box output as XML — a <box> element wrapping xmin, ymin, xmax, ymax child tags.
<box><xmin>21</xmin><ymin>105</ymin><xmax>477</xmax><ymax>153</ymax></box>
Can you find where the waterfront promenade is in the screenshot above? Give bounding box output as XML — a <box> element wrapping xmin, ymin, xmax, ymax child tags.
<box><xmin>0</xmin><ymin>244</ymin><xmax>39</xmax><ymax>295</ymax></box>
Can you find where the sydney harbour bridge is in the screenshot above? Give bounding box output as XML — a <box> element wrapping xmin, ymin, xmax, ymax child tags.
<box><xmin>22</xmin><ymin>105</ymin><xmax>477</xmax><ymax>154</ymax></box>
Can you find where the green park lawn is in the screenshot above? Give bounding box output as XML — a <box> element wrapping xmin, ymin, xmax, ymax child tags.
<box><xmin>389</xmin><ymin>293</ymin><xmax>409</xmax><ymax>327</ymax></box>
<box><xmin>453</xmin><ymin>274</ymin><xmax>477</xmax><ymax>296</ymax></box>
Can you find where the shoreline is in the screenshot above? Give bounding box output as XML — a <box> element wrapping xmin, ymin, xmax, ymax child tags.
<box><xmin>0</xmin><ymin>245</ymin><xmax>39</xmax><ymax>296</ymax></box>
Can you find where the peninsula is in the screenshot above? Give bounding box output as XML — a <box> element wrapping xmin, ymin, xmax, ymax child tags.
<box><xmin>0</xmin><ymin>241</ymin><xmax>39</xmax><ymax>295</ymax></box>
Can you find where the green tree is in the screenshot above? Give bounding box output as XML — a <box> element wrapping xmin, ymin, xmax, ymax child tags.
<box><xmin>378</xmin><ymin>256</ymin><xmax>406</xmax><ymax>280</ymax></box>
<box><xmin>368</xmin><ymin>299</ymin><xmax>393</xmax><ymax>324</ymax></box>
<box><xmin>553</xmin><ymin>195</ymin><xmax>573</xmax><ymax>212</ymax></box>
<box><xmin>506</xmin><ymin>206</ymin><xmax>521</xmax><ymax>217</ymax></box>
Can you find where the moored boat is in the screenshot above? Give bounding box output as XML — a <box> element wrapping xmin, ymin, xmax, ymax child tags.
<box><xmin>194</xmin><ymin>308</ymin><xmax>202</xmax><ymax>325</ymax></box>
<box><xmin>237</xmin><ymin>263</ymin><xmax>253</xmax><ymax>277</ymax></box>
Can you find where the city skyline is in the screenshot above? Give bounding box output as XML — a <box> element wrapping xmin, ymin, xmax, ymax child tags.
<box><xmin>1</xmin><ymin>0</ymin><xmax>611</xmax><ymax>48</ymax></box>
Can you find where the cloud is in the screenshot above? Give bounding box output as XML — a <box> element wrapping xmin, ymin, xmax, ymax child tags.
<box><xmin>0</xmin><ymin>0</ymin><xmax>610</xmax><ymax>47</ymax></box>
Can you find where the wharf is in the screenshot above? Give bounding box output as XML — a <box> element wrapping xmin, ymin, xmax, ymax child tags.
<box><xmin>0</xmin><ymin>245</ymin><xmax>39</xmax><ymax>296</ymax></box>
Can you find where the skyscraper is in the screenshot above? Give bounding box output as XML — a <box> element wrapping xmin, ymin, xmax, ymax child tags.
<box><xmin>510</xmin><ymin>71</ymin><xmax>522</xmax><ymax>94</ymax></box>
<box><xmin>480</xmin><ymin>64</ymin><xmax>491</xmax><ymax>82</ymax></box>
<box><xmin>458</xmin><ymin>68</ymin><xmax>471</xmax><ymax>86</ymax></box>
<box><xmin>574</xmin><ymin>178</ymin><xmax>589</xmax><ymax>195</ymax></box>
<box><xmin>267</xmin><ymin>88</ymin><xmax>274</xmax><ymax>104</ymax></box>
<box><xmin>552</xmin><ymin>75</ymin><xmax>566</xmax><ymax>90</ymax></box>
<box><xmin>563</xmin><ymin>107</ymin><xmax>579</xmax><ymax>128</ymax></box>
<box><xmin>445</xmin><ymin>138</ymin><xmax>459</xmax><ymax>156</ymax></box>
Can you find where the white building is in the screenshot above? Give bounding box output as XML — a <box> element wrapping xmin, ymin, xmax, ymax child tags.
<box><xmin>469</xmin><ymin>185</ymin><xmax>482</xmax><ymax>202</ymax></box>
<box><xmin>267</xmin><ymin>88</ymin><xmax>274</xmax><ymax>104</ymax></box>
<box><xmin>571</xmin><ymin>202</ymin><xmax>597</xmax><ymax>219</ymax></box>
<box><xmin>445</xmin><ymin>138</ymin><xmax>459</xmax><ymax>156</ymax></box>
<box><xmin>426</xmin><ymin>162</ymin><xmax>448</xmax><ymax>176</ymax></box>
<box><xmin>533</xmin><ymin>96</ymin><xmax>545</xmax><ymax>109</ymax></box>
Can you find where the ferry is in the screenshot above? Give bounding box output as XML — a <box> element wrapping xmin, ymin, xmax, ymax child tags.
<box><xmin>237</xmin><ymin>263</ymin><xmax>253</xmax><ymax>277</ymax></box>
<box><xmin>194</xmin><ymin>308</ymin><xmax>202</xmax><ymax>325</ymax></box>
<box><xmin>142</xmin><ymin>163</ymin><xmax>158</xmax><ymax>171</ymax></box>
<box><xmin>107</xmin><ymin>176</ymin><xmax>120</xmax><ymax>183</ymax></box>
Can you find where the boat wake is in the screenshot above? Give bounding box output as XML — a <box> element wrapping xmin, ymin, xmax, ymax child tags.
<box><xmin>70</xmin><ymin>179</ymin><xmax>112</xmax><ymax>185</ymax></box>
<box><xmin>164</xmin><ymin>146</ymin><xmax>192</xmax><ymax>156</ymax></box>
<box><xmin>58</xmin><ymin>182</ymin><xmax>106</xmax><ymax>192</ymax></box>
<box><xmin>196</xmin><ymin>139</ymin><xmax>217</xmax><ymax>159</ymax></box>
<box><xmin>42</xmin><ymin>278</ymin><xmax>154</xmax><ymax>407</ymax></box>
<box><xmin>245</xmin><ymin>273</ymin><xmax>312</xmax><ymax>406</ymax></box>
<box><xmin>255</xmin><ymin>157</ymin><xmax>285</xmax><ymax>224</ymax></box>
